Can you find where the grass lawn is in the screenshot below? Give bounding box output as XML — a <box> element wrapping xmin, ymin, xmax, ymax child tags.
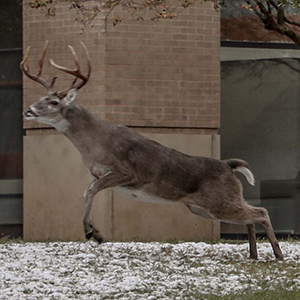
<box><xmin>0</xmin><ymin>238</ymin><xmax>299</xmax><ymax>299</ymax></box>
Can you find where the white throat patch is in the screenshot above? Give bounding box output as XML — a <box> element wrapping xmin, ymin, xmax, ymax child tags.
<box><xmin>53</xmin><ymin>119</ymin><xmax>71</xmax><ymax>133</ymax></box>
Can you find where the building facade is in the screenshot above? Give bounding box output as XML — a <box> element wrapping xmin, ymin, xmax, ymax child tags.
<box><xmin>21</xmin><ymin>1</ymin><xmax>221</xmax><ymax>241</ymax></box>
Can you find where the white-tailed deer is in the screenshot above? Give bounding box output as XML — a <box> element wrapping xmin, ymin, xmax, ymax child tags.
<box><xmin>21</xmin><ymin>41</ymin><xmax>283</xmax><ymax>260</ymax></box>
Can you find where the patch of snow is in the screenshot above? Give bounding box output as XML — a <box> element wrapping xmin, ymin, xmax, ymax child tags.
<box><xmin>0</xmin><ymin>241</ymin><xmax>299</xmax><ymax>299</ymax></box>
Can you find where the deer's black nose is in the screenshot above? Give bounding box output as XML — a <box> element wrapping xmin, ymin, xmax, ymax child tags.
<box><xmin>23</xmin><ymin>107</ymin><xmax>33</xmax><ymax>117</ymax></box>
<box><xmin>23</xmin><ymin>107</ymin><xmax>31</xmax><ymax>115</ymax></box>
<box><xmin>23</xmin><ymin>107</ymin><xmax>37</xmax><ymax>118</ymax></box>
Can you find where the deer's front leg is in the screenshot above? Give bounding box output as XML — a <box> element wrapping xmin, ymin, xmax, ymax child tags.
<box><xmin>83</xmin><ymin>179</ymin><xmax>101</xmax><ymax>242</ymax></box>
<box><xmin>83</xmin><ymin>171</ymin><xmax>131</xmax><ymax>243</ymax></box>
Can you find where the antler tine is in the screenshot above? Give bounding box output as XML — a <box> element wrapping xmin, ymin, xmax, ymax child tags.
<box><xmin>72</xmin><ymin>41</ymin><xmax>91</xmax><ymax>90</ymax></box>
<box><xmin>50</xmin><ymin>45</ymin><xmax>83</xmax><ymax>79</ymax></box>
<box><xmin>80</xmin><ymin>40</ymin><xmax>92</xmax><ymax>78</ymax></box>
<box><xmin>50</xmin><ymin>41</ymin><xmax>91</xmax><ymax>98</ymax></box>
<box><xmin>20</xmin><ymin>41</ymin><xmax>52</xmax><ymax>91</ymax></box>
<box><xmin>37</xmin><ymin>40</ymin><xmax>49</xmax><ymax>77</ymax></box>
<box><xmin>49</xmin><ymin>76</ymin><xmax>58</xmax><ymax>89</ymax></box>
<box><xmin>20</xmin><ymin>46</ymin><xmax>30</xmax><ymax>72</ymax></box>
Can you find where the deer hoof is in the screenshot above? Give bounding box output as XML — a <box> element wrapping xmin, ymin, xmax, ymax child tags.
<box><xmin>276</xmin><ymin>255</ymin><xmax>284</xmax><ymax>261</ymax></box>
<box><xmin>92</xmin><ymin>230</ymin><xmax>103</xmax><ymax>244</ymax></box>
<box><xmin>248</xmin><ymin>254</ymin><xmax>258</xmax><ymax>260</ymax></box>
<box><xmin>85</xmin><ymin>231</ymin><xmax>93</xmax><ymax>240</ymax></box>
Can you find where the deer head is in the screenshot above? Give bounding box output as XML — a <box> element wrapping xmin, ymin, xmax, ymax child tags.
<box><xmin>21</xmin><ymin>41</ymin><xmax>91</xmax><ymax>127</ymax></box>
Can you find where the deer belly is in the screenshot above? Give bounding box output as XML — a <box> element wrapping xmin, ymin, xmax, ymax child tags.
<box><xmin>112</xmin><ymin>186</ymin><xmax>177</xmax><ymax>204</ymax></box>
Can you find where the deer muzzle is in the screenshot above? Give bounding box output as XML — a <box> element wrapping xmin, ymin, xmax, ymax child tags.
<box><xmin>23</xmin><ymin>106</ymin><xmax>38</xmax><ymax>119</ymax></box>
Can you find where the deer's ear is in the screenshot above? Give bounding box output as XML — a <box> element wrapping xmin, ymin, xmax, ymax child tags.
<box><xmin>63</xmin><ymin>89</ymin><xmax>78</xmax><ymax>106</ymax></box>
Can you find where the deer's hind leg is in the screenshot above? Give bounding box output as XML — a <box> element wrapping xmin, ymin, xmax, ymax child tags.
<box><xmin>247</xmin><ymin>224</ymin><xmax>258</xmax><ymax>259</ymax></box>
<box><xmin>186</xmin><ymin>203</ymin><xmax>259</xmax><ymax>259</ymax></box>
<box><xmin>186</xmin><ymin>200</ymin><xmax>283</xmax><ymax>260</ymax></box>
<box><xmin>227</xmin><ymin>204</ymin><xmax>283</xmax><ymax>260</ymax></box>
<box><xmin>255</xmin><ymin>208</ymin><xmax>283</xmax><ymax>260</ymax></box>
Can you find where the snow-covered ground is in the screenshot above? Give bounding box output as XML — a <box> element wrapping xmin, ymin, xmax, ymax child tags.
<box><xmin>0</xmin><ymin>241</ymin><xmax>299</xmax><ymax>299</ymax></box>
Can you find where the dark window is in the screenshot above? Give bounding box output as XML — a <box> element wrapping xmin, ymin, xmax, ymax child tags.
<box><xmin>0</xmin><ymin>0</ymin><xmax>23</xmax><ymax>237</ymax></box>
<box><xmin>221</xmin><ymin>57</ymin><xmax>300</xmax><ymax>236</ymax></box>
<box><xmin>221</xmin><ymin>1</ymin><xmax>300</xmax><ymax>237</ymax></box>
<box><xmin>0</xmin><ymin>0</ymin><xmax>22</xmax><ymax>49</ymax></box>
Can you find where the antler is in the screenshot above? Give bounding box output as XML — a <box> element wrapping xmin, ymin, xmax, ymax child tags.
<box><xmin>50</xmin><ymin>41</ymin><xmax>91</xmax><ymax>99</ymax></box>
<box><xmin>20</xmin><ymin>40</ymin><xmax>57</xmax><ymax>91</ymax></box>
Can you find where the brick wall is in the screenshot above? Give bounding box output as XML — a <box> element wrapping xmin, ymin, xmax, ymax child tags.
<box><xmin>105</xmin><ymin>2</ymin><xmax>220</xmax><ymax>128</ymax></box>
<box><xmin>23</xmin><ymin>1</ymin><xmax>220</xmax><ymax>130</ymax></box>
<box><xmin>23</xmin><ymin>1</ymin><xmax>106</xmax><ymax>129</ymax></box>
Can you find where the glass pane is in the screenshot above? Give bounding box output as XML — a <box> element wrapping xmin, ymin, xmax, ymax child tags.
<box><xmin>0</xmin><ymin>50</ymin><xmax>23</xmax><ymax>83</ymax></box>
<box><xmin>0</xmin><ymin>88</ymin><xmax>23</xmax><ymax>179</ymax></box>
<box><xmin>0</xmin><ymin>49</ymin><xmax>23</xmax><ymax>179</ymax></box>
<box><xmin>221</xmin><ymin>57</ymin><xmax>300</xmax><ymax>235</ymax></box>
<box><xmin>0</xmin><ymin>0</ymin><xmax>23</xmax><ymax>236</ymax></box>
<box><xmin>0</xmin><ymin>0</ymin><xmax>22</xmax><ymax>49</ymax></box>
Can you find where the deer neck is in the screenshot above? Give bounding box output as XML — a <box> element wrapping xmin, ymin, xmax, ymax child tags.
<box><xmin>54</xmin><ymin>104</ymin><xmax>105</xmax><ymax>156</ymax></box>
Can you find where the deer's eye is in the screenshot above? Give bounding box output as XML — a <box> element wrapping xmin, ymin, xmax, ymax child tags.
<box><xmin>50</xmin><ymin>100</ymin><xmax>59</xmax><ymax>107</ymax></box>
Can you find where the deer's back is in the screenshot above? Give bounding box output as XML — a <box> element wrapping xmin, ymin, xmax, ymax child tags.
<box><xmin>105</xmin><ymin>125</ymin><xmax>239</xmax><ymax>201</ymax></box>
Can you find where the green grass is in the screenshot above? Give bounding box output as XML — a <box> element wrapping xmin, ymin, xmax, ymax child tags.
<box><xmin>1</xmin><ymin>238</ymin><xmax>300</xmax><ymax>299</ymax></box>
<box><xmin>207</xmin><ymin>288</ymin><xmax>300</xmax><ymax>300</ymax></box>
<box><xmin>0</xmin><ymin>236</ymin><xmax>23</xmax><ymax>243</ymax></box>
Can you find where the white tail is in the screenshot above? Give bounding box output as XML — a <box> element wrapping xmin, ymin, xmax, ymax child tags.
<box><xmin>234</xmin><ymin>167</ymin><xmax>255</xmax><ymax>186</ymax></box>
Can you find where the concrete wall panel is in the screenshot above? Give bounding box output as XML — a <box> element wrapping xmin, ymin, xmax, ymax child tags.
<box><xmin>24</xmin><ymin>133</ymin><xmax>220</xmax><ymax>241</ymax></box>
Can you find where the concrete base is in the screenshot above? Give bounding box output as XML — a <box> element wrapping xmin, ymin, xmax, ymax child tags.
<box><xmin>24</xmin><ymin>132</ymin><xmax>220</xmax><ymax>242</ymax></box>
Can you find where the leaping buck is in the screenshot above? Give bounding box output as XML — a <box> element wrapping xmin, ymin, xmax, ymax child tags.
<box><xmin>21</xmin><ymin>41</ymin><xmax>283</xmax><ymax>260</ymax></box>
